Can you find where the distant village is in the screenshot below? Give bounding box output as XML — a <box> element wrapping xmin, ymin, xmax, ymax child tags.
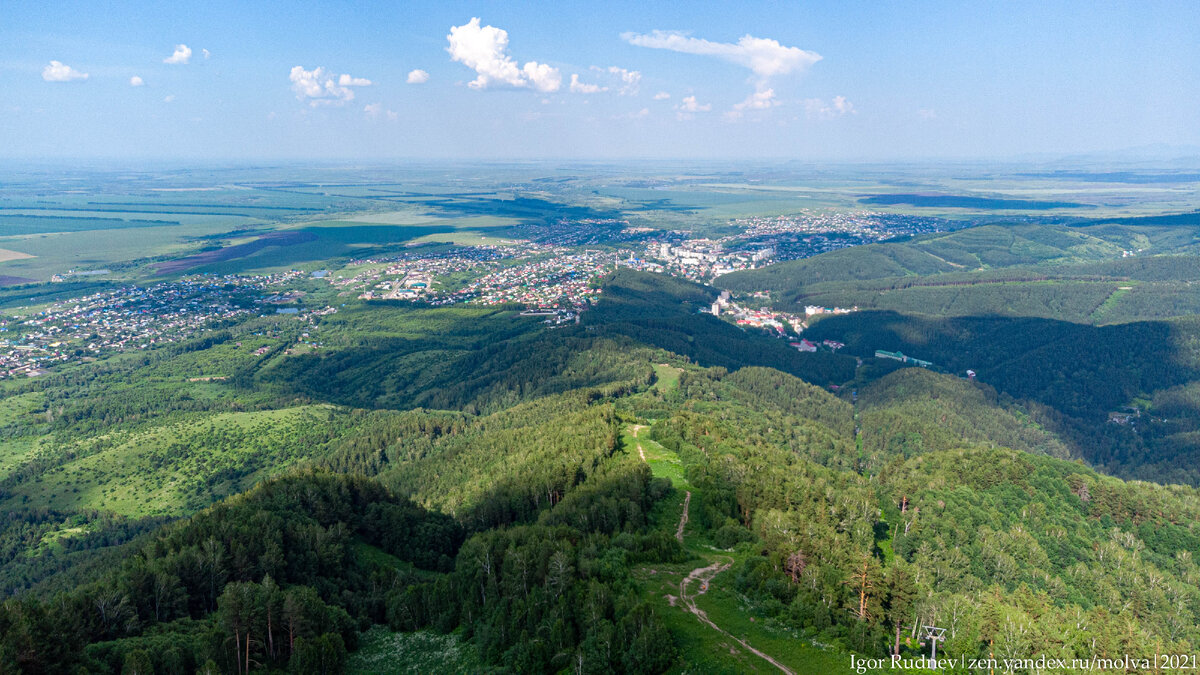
<box><xmin>0</xmin><ymin>272</ymin><xmax>314</xmax><ymax>379</ymax></box>
<box><xmin>0</xmin><ymin>209</ymin><xmax>956</xmax><ymax>380</ymax></box>
<box><xmin>332</xmin><ymin>243</ymin><xmax>615</xmax><ymax>309</ymax></box>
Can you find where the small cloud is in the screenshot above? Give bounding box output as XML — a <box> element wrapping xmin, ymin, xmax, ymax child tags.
<box><xmin>42</xmin><ymin>60</ymin><xmax>88</xmax><ymax>82</ymax></box>
<box><xmin>164</xmin><ymin>44</ymin><xmax>192</xmax><ymax>65</ymax></box>
<box><xmin>290</xmin><ymin>65</ymin><xmax>372</xmax><ymax>106</ymax></box>
<box><xmin>163</xmin><ymin>95</ymin><xmax>176</xmax><ymax>103</ymax></box>
<box><xmin>653</xmin><ymin>91</ymin><xmax>670</xmax><ymax>100</ymax></box>
<box><xmin>605</xmin><ymin>66</ymin><xmax>641</xmax><ymax>95</ymax></box>
<box><xmin>446</xmin><ymin>17</ymin><xmax>561</xmax><ymax>92</ymax></box>
<box><xmin>735</xmin><ymin>88</ymin><xmax>777</xmax><ymax>111</ymax></box>
<box><xmin>918</xmin><ymin>108</ymin><xmax>937</xmax><ymax>120</ymax></box>
<box><xmin>364</xmin><ymin>103</ymin><xmax>398</xmax><ymax>121</ymax></box>
<box><xmin>621</xmin><ymin>30</ymin><xmax>820</xmax><ymax>80</ymax></box>
<box><xmin>569</xmin><ymin>73</ymin><xmax>605</xmax><ymax>94</ymax></box>
<box><xmin>407</xmin><ymin>69</ymin><xmax>430</xmax><ymax>84</ymax></box>
<box><xmin>727</xmin><ymin>88</ymin><xmax>779</xmax><ymax>119</ymax></box>
<box><xmin>675</xmin><ymin>95</ymin><xmax>711</xmax><ymax>120</ymax></box>
<box><xmin>585</xmin><ymin>66</ymin><xmax>641</xmax><ymax>95</ymax></box>
<box><xmin>387</xmin><ymin>110</ymin><xmax>398</xmax><ymax>121</ymax></box>
<box><xmin>202</xmin><ymin>48</ymin><xmax>211</xmax><ymax>59</ymax></box>
<box><xmin>129</xmin><ymin>75</ymin><xmax>145</xmax><ymax>87</ymax></box>
<box><xmin>803</xmin><ymin>95</ymin><xmax>855</xmax><ymax>119</ymax></box>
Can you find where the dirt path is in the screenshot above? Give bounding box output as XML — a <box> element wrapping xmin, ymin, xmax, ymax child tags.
<box><xmin>629</xmin><ymin>423</ymin><xmax>791</xmax><ymax>672</ymax></box>
<box><xmin>679</xmin><ymin>557</ymin><xmax>795</xmax><ymax>675</ymax></box>
<box><xmin>676</xmin><ymin>491</ymin><xmax>690</xmax><ymax>542</ymax></box>
<box><xmin>630</xmin><ymin>424</ymin><xmax>650</xmax><ymax>463</ymax></box>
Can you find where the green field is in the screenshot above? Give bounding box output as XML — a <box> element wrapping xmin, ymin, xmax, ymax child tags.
<box><xmin>630</xmin><ymin>425</ymin><xmax>691</xmax><ymax>490</ymax></box>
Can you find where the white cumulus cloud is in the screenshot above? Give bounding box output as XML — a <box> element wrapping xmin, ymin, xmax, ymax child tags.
<box><xmin>804</xmin><ymin>95</ymin><xmax>855</xmax><ymax>119</ymax></box>
<box><xmin>202</xmin><ymin>48</ymin><xmax>211</xmax><ymax>59</ymax></box>
<box><xmin>605</xmin><ymin>66</ymin><xmax>641</xmax><ymax>95</ymax></box>
<box><xmin>521</xmin><ymin>61</ymin><xmax>561</xmax><ymax>93</ymax></box>
<box><xmin>290</xmin><ymin>66</ymin><xmax>372</xmax><ymax>106</ymax></box>
<box><xmin>625</xmin><ymin>30</ymin><xmax>820</xmax><ymax>118</ymax></box>
<box><xmin>164</xmin><ymin>44</ymin><xmax>192</xmax><ymax>65</ymax></box>
<box><xmin>364</xmin><ymin>103</ymin><xmax>397</xmax><ymax>120</ymax></box>
<box><xmin>407</xmin><ymin>69</ymin><xmax>430</xmax><ymax>84</ymax></box>
<box><xmin>735</xmin><ymin>88</ymin><xmax>777</xmax><ymax>111</ymax></box>
<box><xmin>446</xmin><ymin>18</ymin><xmax>561</xmax><ymax>92</ymax></box>
<box><xmin>130</xmin><ymin>75</ymin><xmax>144</xmax><ymax>87</ymax></box>
<box><xmin>677</xmin><ymin>95</ymin><xmax>710</xmax><ymax>112</ymax></box>
<box><xmin>725</xmin><ymin>88</ymin><xmax>779</xmax><ymax>121</ymax></box>
<box><xmin>740</xmin><ymin>88</ymin><xmax>777</xmax><ymax>110</ymax></box>
<box><xmin>621</xmin><ymin>30</ymin><xmax>820</xmax><ymax>79</ymax></box>
<box><xmin>675</xmin><ymin>95</ymin><xmax>711</xmax><ymax>120</ymax></box>
<box><xmin>653</xmin><ymin>91</ymin><xmax>670</xmax><ymax>100</ymax></box>
<box><xmin>42</xmin><ymin>60</ymin><xmax>88</xmax><ymax>82</ymax></box>
<box><xmin>569</xmin><ymin>74</ymin><xmax>605</xmax><ymax>94</ymax></box>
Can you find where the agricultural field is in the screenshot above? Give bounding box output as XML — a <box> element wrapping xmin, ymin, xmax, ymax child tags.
<box><xmin>5</xmin><ymin>163</ymin><xmax>1200</xmax><ymax>285</ymax></box>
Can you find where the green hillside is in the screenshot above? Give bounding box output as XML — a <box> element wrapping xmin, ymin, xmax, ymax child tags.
<box><xmin>5</xmin><ymin>270</ymin><xmax>1200</xmax><ymax>673</ymax></box>
<box><xmin>718</xmin><ymin>220</ymin><xmax>1200</xmax><ymax>323</ymax></box>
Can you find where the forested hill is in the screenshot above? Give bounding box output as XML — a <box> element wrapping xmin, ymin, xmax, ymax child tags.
<box><xmin>717</xmin><ymin>222</ymin><xmax>1142</xmax><ymax>291</ymax></box>
<box><xmin>6</xmin><ymin>270</ymin><xmax>1200</xmax><ymax>672</ymax></box>
<box><xmin>802</xmin><ymin>310</ymin><xmax>1200</xmax><ymax>486</ymax></box>
<box><xmin>716</xmin><ymin>219</ymin><xmax>1200</xmax><ymax>323</ymax></box>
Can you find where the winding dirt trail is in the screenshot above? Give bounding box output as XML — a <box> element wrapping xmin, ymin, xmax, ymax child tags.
<box><xmin>628</xmin><ymin>422</ymin><xmax>791</xmax><ymax>673</ymax></box>
<box><xmin>676</xmin><ymin>491</ymin><xmax>690</xmax><ymax>542</ymax></box>
<box><xmin>679</xmin><ymin>557</ymin><xmax>795</xmax><ymax>675</ymax></box>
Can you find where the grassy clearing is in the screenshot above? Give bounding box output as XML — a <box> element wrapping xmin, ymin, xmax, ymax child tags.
<box><xmin>0</xmin><ymin>391</ymin><xmax>43</xmax><ymax>427</ymax></box>
<box><xmin>653</xmin><ymin>363</ymin><xmax>682</xmax><ymax>392</ymax></box>
<box><xmin>0</xmin><ymin>437</ymin><xmax>46</xmax><ymax>482</ymax></box>
<box><xmin>1089</xmin><ymin>283</ymin><xmax>1133</xmax><ymax>323</ymax></box>
<box><xmin>346</xmin><ymin>626</ymin><xmax>481</xmax><ymax>674</ymax></box>
<box><xmin>689</xmin><ymin>560</ymin><xmax>856</xmax><ymax>674</ymax></box>
<box><xmin>625</xmin><ymin>425</ymin><xmax>691</xmax><ymax>490</ymax></box>
<box><xmin>642</xmin><ymin>437</ymin><xmax>691</xmax><ymax>491</ymax></box>
<box><xmin>634</xmin><ymin>551</ymin><xmax>872</xmax><ymax>674</ymax></box>
<box><xmin>0</xmin><ymin>393</ymin><xmax>48</xmax><ymax>480</ymax></box>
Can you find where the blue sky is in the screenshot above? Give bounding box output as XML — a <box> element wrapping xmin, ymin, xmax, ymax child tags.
<box><xmin>2</xmin><ymin>1</ymin><xmax>1198</xmax><ymax>160</ymax></box>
